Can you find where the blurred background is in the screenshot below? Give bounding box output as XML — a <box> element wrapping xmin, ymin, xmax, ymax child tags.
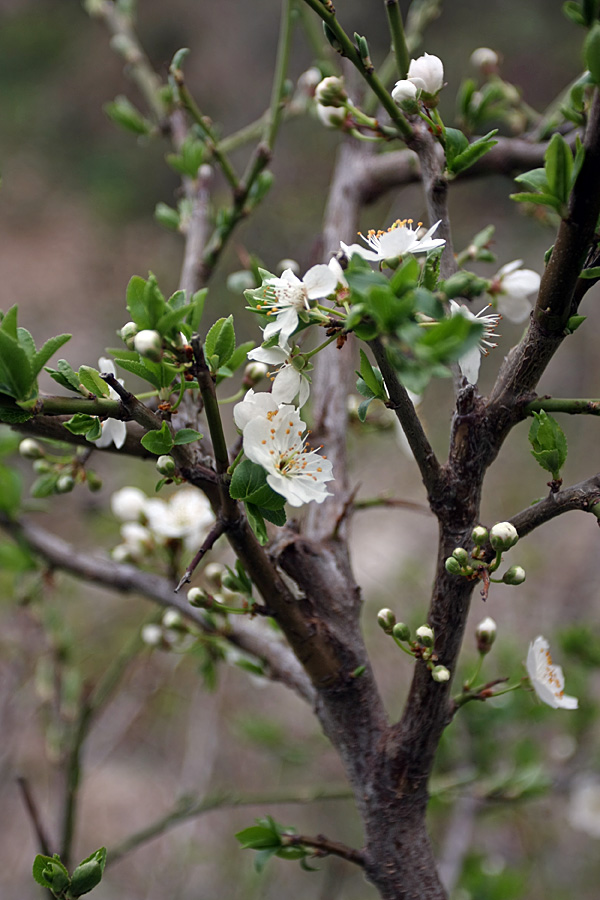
<box><xmin>2</xmin><ymin>1</ymin><xmax>600</xmax><ymax>898</ymax></box>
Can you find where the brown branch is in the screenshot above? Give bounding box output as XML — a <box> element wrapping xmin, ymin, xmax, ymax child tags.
<box><xmin>508</xmin><ymin>473</ymin><xmax>600</xmax><ymax>539</ymax></box>
<box><xmin>0</xmin><ymin>515</ymin><xmax>315</xmax><ymax>705</ymax></box>
<box><xmin>284</xmin><ymin>832</ymin><xmax>365</xmax><ymax>867</ymax></box>
<box><xmin>369</xmin><ymin>337</ymin><xmax>443</xmax><ymax>502</ymax></box>
<box><xmin>175</xmin><ymin>518</ymin><xmax>227</xmax><ymax>592</ymax></box>
<box><xmin>178</xmin><ymin>165</ymin><xmax>213</xmax><ymax>298</ymax></box>
<box><xmin>16</xmin><ymin>776</ymin><xmax>54</xmax><ymax>856</ymax></box>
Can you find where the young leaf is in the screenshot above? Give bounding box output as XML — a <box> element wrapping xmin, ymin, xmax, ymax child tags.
<box><xmin>126</xmin><ymin>275</ymin><xmax>151</xmax><ymax>329</ymax></box>
<box><xmin>544</xmin><ymin>133</ymin><xmax>572</xmax><ymax>206</ymax></box>
<box><xmin>45</xmin><ymin>359</ymin><xmax>83</xmax><ymax>393</ymax></box>
<box><xmin>0</xmin><ymin>331</ymin><xmax>34</xmax><ymax>400</ymax></box>
<box><xmin>32</xmin><ymin>333</ymin><xmax>71</xmax><ymax>376</ymax></box>
<box><xmin>140</xmin><ymin>421</ymin><xmax>174</xmax><ymax>455</ymax></box>
<box><xmin>446</xmin><ymin>130</ymin><xmax>498</xmax><ymax>176</ymax></box>
<box><xmin>188</xmin><ymin>288</ymin><xmax>208</xmax><ymax>332</ymax></box>
<box><xmin>63</xmin><ymin>414</ymin><xmax>100</xmax><ymax>436</ymax></box>
<box><xmin>115</xmin><ymin>357</ymin><xmax>163</xmax><ymax>389</ymax></box>
<box><xmin>32</xmin><ymin>854</ymin><xmax>70</xmax><ymax>893</ymax></box>
<box><xmin>528</xmin><ymin>410</ymin><xmax>568</xmax><ymax>480</ymax></box>
<box><xmin>0</xmin><ymin>463</ymin><xmax>22</xmax><ymax>516</ymax></box>
<box><xmin>78</xmin><ymin>366</ymin><xmax>111</xmax><ymax>398</ymax></box>
<box><xmin>230</xmin><ymin>460</ymin><xmax>286</xmax><ymax>509</ymax></box>
<box><xmin>245</xmin><ymin>502</ymin><xmax>269</xmax><ymax>545</ymax></box>
<box><xmin>205</xmin><ymin>315</ymin><xmax>236</xmax><ymax>369</ymax></box>
<box><xmin>357</xmin><ymin>349</ymin><xmax>385</xmax><ymax>399</ymax></box>
<box><xmin>173</xmin><ymin>428</ymin><xmax>203</xmax><ymax>445</ymax></box>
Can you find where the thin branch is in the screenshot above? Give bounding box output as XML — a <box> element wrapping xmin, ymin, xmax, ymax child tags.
<box><xmin>107</xmin><ymin>785</ymin><xmax>353</xmax><ymax>866</ymax></box>
<box><xmin>284</xmin><ymin>832</ymin><xmax>365</xmax><ymax>867</ymax></box>
<box><xmin>524</xmin><ymin>397</ymin><xmax>600</xmax><ymax>416</ymax></box>
<box><xmin>0</xmin><ymin>515</ymin><xmax>314</xmax><ymax>704</ymax></box>
<box><xmin>508</xmin><ymin>473</ymin><xmax>600</xmax><ymax>538</ymax></box>
<box><xmin>178</xmin><ymin>166</ymin><xmax>213</xmax><ymax>298</ymax></box>
<box><xmin>385</xmin><ymin>0</ymin><xmax>410</xmax><ymax>80</ymax></box>
<box><xmin>175</xmin><ymin>518</ymin><xmax>227</xmax><ymax>592</ymax></box>
<box><xmin>16</xmin><ymin>776</ymin><xmax>53</xmax><ymax>856</ymax></box>
<box><xmin>14</xmin><ymin>416</ymin><xmax>155</xmax><ymax>459</ymax></box>
<box><xmin>369</xmin><ymin>337</ymin><xmax>443</xmax><ymax>500</ymax></box>
<box><xmin>353</xmin><ymin>495</ymin><xmax>432</xmax><ymax>515</ymax></box>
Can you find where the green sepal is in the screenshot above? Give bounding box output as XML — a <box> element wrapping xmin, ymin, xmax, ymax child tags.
<box><xmin>528</xmin><ymin>409</ymin><xmax>568</xmax><ymax>480</ymax></box>
<box><xmin>140</xmin><ymin>421</ymin><xmax>174</xmax><ymax>455</ymax></box>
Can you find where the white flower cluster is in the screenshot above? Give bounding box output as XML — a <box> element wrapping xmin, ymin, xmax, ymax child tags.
<box><xmin>110</xmin><ymin>486</ymin><xmax>215</xmax><ymax>561</ymax></box>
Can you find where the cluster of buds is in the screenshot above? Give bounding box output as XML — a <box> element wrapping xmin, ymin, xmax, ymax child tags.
<box><xmin>141</xmin><ymin>608</ymin><xmax>191</xmax><ymax>650</ymax></box>
<box><xmin>444</xmin><ymin>522</ymin><xmax>525</xmax><ymax>597</ymax></box>
<box><xmin>377</xmin><ymin>610</ymin><xmax>450</xmax><ymax>683</ymax></box>
<box><xmin>392</xmin><ymin>53</ymin><xmax>445</xmax><ymax>111</ymax></box>
<box><xmin>20</xmin><ymin>439</ymin><xmax>102</xmax><ymax>496</ymax></box>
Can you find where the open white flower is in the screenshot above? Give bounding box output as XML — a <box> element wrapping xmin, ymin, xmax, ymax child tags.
<box><xmin>242</xmin><ymin>406</ymin><xmax>333</xmax><ymax>507</ymax></box>
<box><xmin>233</xmin><ymin>389</ymin><xmax>286</xmax><ymax>432</ymax></box>
<box><xmin>248</xmin><ymin>345</ymin><xmax>311</xmax><ymax>408</ymax></box>
<box><xmin>449</xmin><ymin>301</ymin><xmax>501</xmax><ymax>384</ymax></box>
<box><xmin>491</xmin><ymin>260</ymin><xmax>540</xmax><ymax>324</ymax></box>
<box><xmin>143</xmin><ymin>489</ymin><xmax>215</xmax><ymax>550</ymax></box>
<box><xmin>526</xmin><ymin>636</ymin><xmax>578</xmax><ymax>710</ymax></box>
<box><xmin>341</xmin><ymin>218</ymin><xmax>445</xmax><ymax>263</ymax></box>
<box><xmin>93</xmin><ymin>358</ymin><xmax>127</xmax><ymax>449</ymax></box>
<box><xmin>259</xmin><ymin>266</ymin><xmax>337</xmax><ymax>348</ymax></box>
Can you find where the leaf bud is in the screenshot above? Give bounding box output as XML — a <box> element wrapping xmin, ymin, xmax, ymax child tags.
<box><xmin>476</xmin><ymin>616</ymin><xmax>497</xmax><ymax>654</ymax></box>
<box><xmin>377</xmin><ymin>608</ymin><xmax>396</xmax><ymax>633</ymax></box>
<box><xmin>502</xmin><ymin>565</ymin><xmax>526</xmax><ymax>585</ymax></box>
<box><xmin>19</xmin><ymin>438</ymin><xmax>44</xmax><ymax>459</ymax></box>
<box><xmin>70</xmin><ymin>859</ymin><xmax>103</xmax><ymax>897</ymax></box>
<box><xmin>316</xmin><ymin>76</ymin><xmax>346</xmax><ymax>107</ymax></box>
<box><xmin>445</xmin><ymin>556</ymin><xmax>462</xmax><ymax>575</ymax></box>
<box><xmin>156</xmin><ymin>455</ymin><xmax>176</xmax><ymax>477</ymax></box>
<box><xmin>56</xmin><ymin>474</ymin><xmax>75</xmax><ymax>494</ymax></box>
<box><xmin>134</xmin><ymin>329</ymin><xmax>163</xmax><ymax>362</ymax></box>
<box><xmin>472</xmin><ymin>525</ymin><xmax>489</xmax><ymax>545</ymax></box>
<box><xmin>489</xmin><ymin>521</ymin><xmax>519</xmax><ymax>551</ymax></box>
<box><xmin>416</xmin><ymin>624</ymin><xmax>434</xmax><ymax>646</ymax></box>
<box><xmin>431</xmin><ymin>665</ymin><xmax>451</xmax><ymax>683</ymax></box>
<box><xmin>452</xmin><ymin>547</ymin><xmax>469</xmax><ymax>565</ymax></box>
<box><xmin>120</xmin><ymin>321</ymin><xmax>138</xmax><ymax>348</ymax></box>
<box><xmin>41</xmin><ymin>860</ymin><xmax>70</xmax><ymax>893</ymax></box>
<box><xmin>392</xmin><ymin>622</ymin><xmax>411</xmax><ymax>642</ymax></box>
<box><xmin>242</xmin><ymin>362</ymin><xmax>268</xmax><ymax>388</ymax></box>
<box><xmin>154</xmin><ymin>202</ymin><xmax>180</xmax><ymax>231</ymax></box>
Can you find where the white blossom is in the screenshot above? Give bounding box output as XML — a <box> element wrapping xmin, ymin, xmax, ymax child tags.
<box><xmin>242</xmin><ymin>405</ymin><xmax>333</xmax><ymax>507</ymax></box>
<box><xmin>392</xmin><ymin>79</ymin><xmax>419</xmax><ymax>105</ymax></box>
<box><xmin>247</xmin><ymin>344</ymin><xmax>311</xmax><ymax>408</ymax></box>
<box><xmin>144</xmin><ymin>489</ymin><xmax>215</xmax><ymax>550</ymax></box>
<box><xmin>526</xmin><ymin>636</ymin><xmax>578</xmax><ymax>710</ymax></box>
<box><xmin>258</xmin><ymin>266</ymin><xmax>337</xmax><ymax>348</ymax></box>
<box><xmin>141</xmin><ymin>624</ymin><xmax>163</xmax><ymax>647</ymax></box>
<box><xmin>93</xmin><ymin>358</ymin><xmax>127</xmax><ymax>450</ymax></box>
<box><xmin>449</xmin><ymin>301</ymin><xmax>500</xmax><ymax>385</ymax></box>
<box><xmin>341</xmin><ymin>218</ymin><xmax>445</xmax><ymax>263</ymax></box>
<box><xmin>407</xmin><ymin>53</ymin><xmax>444</xmax><ymax>95</ymax></box>
<box><xmin>111</xmin><ymin>486</ymin><xmax>148</xmax><ymax>521</ymax></box>
<box><xmin>328</xmin><ymin>256</ymin><xmax>348</xmax><ymax>288</ymax></box>
<box><xmin>491</xmin><ymin>260</ymin><xmax>540</xmax><ymax>323</ymax></box>
<box><xmin>233</xmin><ymin>389</ymin><xmax>285</xmax><ymax>432</ymax></box>
<box><xmin>568</xmin><ymin>778</ymin><xmax>600</xmax><ymax>838</ymax></box>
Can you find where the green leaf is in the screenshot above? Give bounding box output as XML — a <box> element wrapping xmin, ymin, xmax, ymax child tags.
<box><xmin>115</xmin><ymin>357</ymin><xmax>163</xmax><ymax>389</ymax></box>
<box><xmin>140</xmin><ymin>421</ymin><xmax>174</xmax><ymax>455</ymax></box>
<box><xmin>173</xmin><ymin>428</ymin><xmax>203</xmax><ymax>445</ymax></box>
<box><xmin>389</xmin><ymin>255</ymin><xmax>420</xmax><ymax>296</ymax></box>
<box><xmin>63</xmin><ymin>414</ymin><xmax>100</xmax><ymax>436</ymax></box>
<box><xmin>245</xmin><ymin>502</ymin><xmax>269</xmax><ymax>545</ymax></box>
<box><xmin>126</xmin><ymin>275</ymin><xmax>151</xmax><ymax>329</ymax></box>
<box><xmin>357</xmin><ymin>349</ymin><xmax>385</xmax><ymax>399</ymax></box>
<box><xmin>104</xmin><ymin>95</ymin><xmax>151</xmax><ymax>134</ymax></box>
<box><xmin>528</xmin><ymin>409</ymin><xmax>568</xmax><ymax>479</ymax></box>
<box><xmin>565</xmin><ymin>314</ymin><xmax>586</xmax><ymax>334</ymax></box>
<box><xmin>0</xmin><ymin>427</ymin><xmax>21</xmax><ymax>457</ymax></box>
<box><xmin>144</xmin><ymin>274</ymin><xmax>168</xmax><ymax>328</ymax></box>
<box><xmin>509</xmin><ymin>191</ymin><xmax>563</xmax><ymax>213</ymax></box>
<box><xmin>225</xmin><ymin>341</ymin><xmax>255</xmax><ymax>375</ymax></box>
<box><xmin>154</xmin><ymin>202</ymin><xmax>180</xmax><ymax>231</ymax></box>
<box><xmin>0</xmin><ymin>539</ymin><xmax>35</xmax><ymax>571</ymax></box>
<box><xmin>0</xmin><ymin>305</ymin><xmax>19</xmax><ymax>338</ymax></box>
<box><xmin>32</xmin><ymin>333</ymin><xmax>71</xmax><ymax>377</ymax></box>
<box><xmin>17</xmin><ymin>327</ymin><xmax>36</xmax><ymax>363</ymax></box>
<box><xmin>45</xmin><ymin>359</ymin><xmax>82</xmax><ymax>393</ymax></box>
<box><xmin>78</xmin><ymin>366</ymin><xmax>111</xmax><ymax>398</ymax></box>
<box><xmin>0</xmin><ymin>394</ymin><xmax>33</xmax><ymax>423</ymax></box>
<box><xmin>0</xmin><ymin>330</ymin><xmax>34</xmax><ymax>400</ymax></box>
<box><xmin>259</xmin><ymin>505</ymin><xmax>287</xmax><ymax>526</ymax></box>
<box><xmin>562</xmin><ymin>1</ymin><xmax>585</xmax><ymax>25</ymax></box>
<box><xmin>70</xmin><ymin>847</ymin><xmax>107</xmax><ymax>897</ymax></box>
<box><xmin>0</xmin><ymin>463</ymin><xmax>22</xmax><ymax>515</ymax></box>
<box><xmin>443</xmin><ymin>127</ymin><xmax>469</xmax><ymax>168</ymax></box>
<box><xmin>204</xmin><ymin>315</ymin><xmax>236</xmax><ymax>370</ymax></box>
<box><xmin>447</xmin><ymin>130</ymin><xmax>498</xmax><ymax>176</ymax></box>
<box><xmin>580</xmin><ymin>266</ymin><xmax>600</xmax><ymax>279</ymax></box>
<box><xmin>235</xmin><ymin>824</ymin><xmax>281</xmax><ymax>849</ymax></box>
<box><xmin>31</xmin><ymin>473</ymin><xmax>60</xmax><ymax>498</ymax></box>
<box><xmin>230</xmin><ymin>460</ymin><xmax>286</xmax><ymax>509</ymax></box>
<box><xmin>544</xmin><ymin>133</ymin><xmax>572</xmax><ymax>205</ymax></box>
<box><xmin>358</xmin><ymin>397</ymin><xmax>374</xmax><ymax>422</ymax></box>
<box><xmin>32</xmin><ymin>854</ymin><xmax>70</xmax><ymax>893</ymax></box>
<box><xmin>155</xmin><ymin>302</ymin><xmax>195</xmax><ymax>337</ymax></box>
<box><xmin>188</xmin><ymin>288</ymin><xmax>208</xmax><ymax>332</ymax></box>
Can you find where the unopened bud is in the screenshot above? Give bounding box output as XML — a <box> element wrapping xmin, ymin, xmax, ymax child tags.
<box><xmin>502</xmin><ymin>565</ymin><xmax>526</xmax><ymax>585</ymax></box>
<box><xmin>316</xmin><ymin>104</ymin><xmax>348</xmax><ymax>128</ymax></box>
<box><xmin>33</xmin><ymin>459</ymin><xmax>51</xmax><ymax>474</ymax></box>
<box><xmin>204</xmin><ymin>562</ymin><xmax>224</xmax><ymax>588</ymax></box>
<box><xmin>416</xmin><ymin>624</ymin><xmax>434</xmax><ymax>646</ymax></box>
<box><xmin>377</xmin><ymin>608</ymin><xmax>396</xmax><ymax>633</ymax></box>
<box><xmin>56</xmin><ymin>474</ymin><xmax>75</xmax><ymax>493</ymax></box>
<box><xmin>452</xmin><ymin>547</ymin><xmax>469</xmax><ymax>565</ymax></box>
<box><xmin>134</xmin><ymin>329</ymin><xmax>163</xmax><ymax>362</ymax></box>
<box><xmin>472</xmin><ymin>525</ymin><xmax>488</xmax><ymax>545</ymax></box>
<box><xmin>188</xmin><ymin>587</ymin><xmax>209</xmax><ymax>607</ymax></box>
<box><xmin>242</xmin><ymin>362</ymin><xmax>268</xmax><ymax>388</ymax></box>
<box><xmin>470</xmin><ymin>47</ymin><xmax>499</xmax><ymax>73</ymax></box>
<box><xmin>162</xmin><ymin>608</ymin><xmax>183</xmax><ymax>629</ymax></box>
<box><xmin>19</xmin><ymin>438</ymin><xmax>44</xmax><ymax>459</ymax></box>
<box><xmin>86</xmin><ymin>471</ymin><xmax>103</xmax><ymax>492</ymax></box>
<box><xmin>445</xmin><ymin>556</ymin><xmax>462</xmax><ymax>575</ymax></box>
<box><xmin>476</xmin><ymin>616</ymin><xmax>497</xmax><ymax>654</ymax></box>
<box><xmin>489</xmin><ymin>521</ymin><xmax>519</xmax><ymax>551</ymax></box>
<box><xmin>391</xmin><ymin>79</ymin><xmax>419</xmax><ymax>110</ymax></box>
<box><xmin>141</xmin><ymin>623</ymin><xmax>163</xmax><ymax>646</ymax></box>
<box><xmin>315</xmin><ymin>75</ymin><xmax>347</xmax><ymax>107</ymax></box>
<box><xmin>431</xmin><ymin>665</ymin><xmax>450</xmax><ymax>683</ymax></box>
<box><xmin>156</xmin><ymin>455</ymin><xmax>176</xmax><ymax>477</ymax></box>
<box><xmin>392</xmin><ymin>622</ymin><xmax>411</xmax><ymax>642</ymax></box>
<box><xmin>120</xmin><ymin>322</ymin><xmax>138</xmax><ymax>348</ymax></box>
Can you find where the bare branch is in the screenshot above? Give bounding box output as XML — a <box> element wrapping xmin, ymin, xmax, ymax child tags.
<box><xmin>284</xmin><ymin>832</ymin><xmax>365</xmax><ymax>867</ymax></box>
<box><xmin>17</xmin><ymin>776</ymin><xmax>54</xmax><ymax>856</ymax></box>
<box><xmin>508</xmin><ymin>473</ymin><xmax>600</xmax><ymax>538</ymax></box>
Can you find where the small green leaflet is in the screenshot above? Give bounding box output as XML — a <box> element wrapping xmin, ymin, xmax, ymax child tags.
<box><xmin>140</xmin><ymin>421</ymin><xmax>174</xmax><ymax>455</ymax></box>
<box><xmin>528</xmin><ymin>409</ymin><xmax>567</xmax><ymax>480</ymax></box>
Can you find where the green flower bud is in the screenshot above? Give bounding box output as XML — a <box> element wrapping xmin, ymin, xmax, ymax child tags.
<box><xmin>377</xmin><ymin>608</ymin><xmax>396</xmax><ymax>633</ymax></box>
<box><xmin>56</xmin><ymin>474</ymin><xmax>75</xmax><ymax>494</ymax></box>
<box><xmin>502</xmin><ymin>565</ymin><xmax>526</xmax><ymax>585</ymax></box>
<box><xmin>431</xmin><ymin>665</ymin><xmax>451</xmax><ymax>683</ymax></box>
<box><xmin>476</xmin><ymin>616</ymin><xmax>497</xmax><ymax>654</ymax></box>
<box><xmin>33</xmin><ymin>459</ymin><xmax>52</xmax><ymax>474</ymax></box>
<box><xmin>156</xmin><ymin>455</ymin><xmax>176</xmax><ymax>477</ymax></box>
<box><xmin>392</xmin><ymin>622</ymin><xmax>411</xmax><ymax>642</ymax></box>
<box><xmin>188</xmin><ymin>587</ymin><xmax>209</xmax><ymax>607</ymax></box>
<box><xmin>134</xmin><ymin>329</ymin><xmax>163</xmax><ymax>362</ymax></box>
<box><xmin>489</xmin><ymin>521</ymin><xmax>519</xmax><ymax>551</ymax></box>
<box><xmin>452</xmin><ymin>547</ymin><xmax>469</xmax><ymax>565</ymax></box>
<box><xmin>416</xmin><ymin>625</ymin><xmax>434</xmax><ymax>646</ymax></box>
<box><xmin>19</xmin><ymin>438</ymin><xmax>44</xmax><ymax>459</ymax></box>
<box><xmin>315</xmin><ymin>75</ymin><xmax>347</xmax><ymax>107</ymax></box>
<box><xmin>162</xmin><ymin>608</ymin><xmax>183</xmax><ymax>629</ymax></box>
<box><xmin>445</xmin><ymin>556</ymin><xmax>462</xmax><ymax>575</ymax></box>
<box><xmin>472</xmin><ymin>525</ymin><xmax>489</xmax><ymax>545</ymax></box>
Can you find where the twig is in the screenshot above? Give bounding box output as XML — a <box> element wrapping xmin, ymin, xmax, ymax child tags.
<box><xmin>369</xmin><ymin>337</ymin><xmax>443</xmax><ymax>501</ymax></box>
<box><xmin>524</xmin><ymin>397</ymin><xmax>600</xmax><ymax>416</ymax></box>
<box><xmin>178</xmin><ymin>166</ymin><xmax>213</xmax><ymax>298</ymax></box>
<box><xmin>175</xmin><ymin>518</ymin><xmax>227</xmax><ymax>592</ymax></box>
<box><xmin>284</xmin><ymin>832</ymin><xmax>365</xmax><ymax>867</ymax></box>
<box><xmin>16</xmin><ymin>776</ymin><xmax>53</xmax><ymax>856</ymax></box>
<box><xmin>385</xmin><ymin>0</ymin><xmax>410</xmax><ymax>80</ymax></box>
<box><xmin>353</xmin><ymin>496</ymin><xmax>432</xmax><ymax>515</ymax></box>
<box><xmin>508</xmin><ymin>473</ymin><xmax>600</xmax><ymax>538</ymax></box>
<box><xmin>107</xmin><ymin>784</ymin><xmax>353</xmax><ymax>865</ymax></box>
